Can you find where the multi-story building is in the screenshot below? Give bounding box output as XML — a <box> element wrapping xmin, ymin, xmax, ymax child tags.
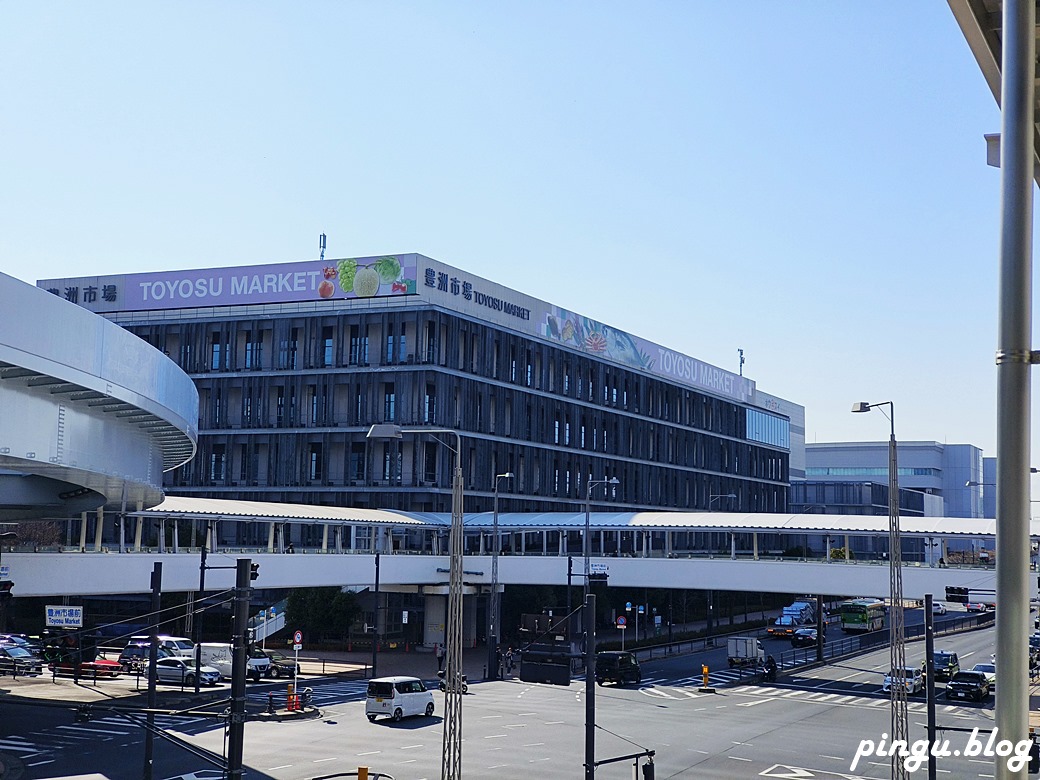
<box><xmin>801</xmin><ymin>441</ymin><xmax>984</xmax><ymax>518</ymax></box>
<box><xmin>39</xmin><ymin>254</ymin><xmax>804</xmax><ymax>540</ymax></box>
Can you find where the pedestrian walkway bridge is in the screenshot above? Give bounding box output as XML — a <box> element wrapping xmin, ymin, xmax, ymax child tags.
<box><xmin>7</xmin><ymin>496</ymin><xmax>1018</xmax><ymax>600</ymax></box>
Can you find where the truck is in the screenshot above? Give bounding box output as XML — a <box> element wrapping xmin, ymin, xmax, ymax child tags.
<box><xmin>727</xmin><ymin>636</ymin><xmax>765</xmax><ymax>668</ymax></box>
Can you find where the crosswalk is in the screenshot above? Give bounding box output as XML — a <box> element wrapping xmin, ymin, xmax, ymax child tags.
<box><xmin>0</xmin><ymin>712</ymin><xmax>219</xmax><ymax>763</ymax></box>
<box><xmin>633</xmin><ymin>677</ymin><xmax>995</xmax><ymax>720</ymax></box>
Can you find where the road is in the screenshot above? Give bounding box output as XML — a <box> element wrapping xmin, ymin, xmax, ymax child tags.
<box><xmin>0</xmin><ymin>612</ymin><xmax>1007</xmax><ymax>780</ymax></box>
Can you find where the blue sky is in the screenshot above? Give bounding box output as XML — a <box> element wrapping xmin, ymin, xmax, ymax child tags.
<box><xmin>1</xmin><ymin>4</ymin><xmax>1030</xmax><ymax>470</ymax></box>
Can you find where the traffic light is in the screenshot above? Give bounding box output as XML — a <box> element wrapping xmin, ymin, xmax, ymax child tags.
<box><xmin>0</xmin><ymin>580</ymin><xmax>13</xmax><ymax>604</ymax></box>
<box><xmin>250</xmin><ymin>563</ymin><xmax>260</xmax><ymax>581</ymax></box>
<box><xmin>945</xmin><ymin>586</ymin><xmax>969</xmax><ymax>604</ymax></box>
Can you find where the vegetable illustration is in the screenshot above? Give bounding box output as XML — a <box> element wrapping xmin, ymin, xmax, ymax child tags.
<box><xmin>374</xmin><ymin>256</ymin><xmax>402</xmax><ymax>284</ymax></box>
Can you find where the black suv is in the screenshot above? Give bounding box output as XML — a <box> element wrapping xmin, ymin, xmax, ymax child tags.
<box><xmin>932</xmin><ymin>651</ymin><xmax>960</xmax><ymax>681</ymax></box>
<box><xmin>595</xmin><ymin>651</ymin><xmax>641</xmax><ymax>686</ymax></box>
<box><xmin>946</xmin><ymin>670</ymin><xmax>990</xmax><ymax>702</ymax></box>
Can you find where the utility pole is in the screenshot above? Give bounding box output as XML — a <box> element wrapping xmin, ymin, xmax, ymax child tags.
<box><xmin>924</xmin><ymin>594</ymin><xmax>937</xmax><ymax>780</ymax></box>
<box><xmin>226</xmin><ymin>559</ymin><xmax>251</xmax><ymax>780</ymax></box>
<box><xmin>372</xmin><ymin>552</ymin><xmax>380</xmax><ymax>678</ymax></box>
<box><xmin>142</xmin><ymin>562</ymin><xmax>161</xmax><ymax>780</ymax></box>
<box><xmin>584</xmin><ymin>592</ymin><xmax>596</xmax><ymax>780</ymax></box>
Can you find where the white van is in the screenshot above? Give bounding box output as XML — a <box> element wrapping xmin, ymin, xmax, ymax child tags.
<box><xmin>128</xmin><ymin>635</ymin><xmax>195</xmax><ymax>658</ymax></box>
<box><xmin>366</xmin><ymin>676</ymin><xmax>435</xmax><ymax>722</ymax></box>
<box><xmin>198</xmin><ymin>643</ymin><xmax>271</xmax><ymax>680</ymax></box>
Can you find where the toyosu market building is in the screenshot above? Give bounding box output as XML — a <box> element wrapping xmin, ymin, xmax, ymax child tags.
<box><xmin>39</xmin><ymin>254</ymin><xmax>804</xmax><ymax>532</ymax></box>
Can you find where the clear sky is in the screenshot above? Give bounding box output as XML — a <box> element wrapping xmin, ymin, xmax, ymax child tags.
<box><xmin>1</xmin><ymin>4</ymin><xmax>1033</xmax><ymax>469</ymax></box>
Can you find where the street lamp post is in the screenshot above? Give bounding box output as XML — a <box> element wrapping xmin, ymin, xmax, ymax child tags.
<box><xmin>853</xmin><ymin>400</ymin><xmax>907</xmax><ymax>780</ymax></box>
<box><xmin>584</xmin><ymin>476</ymin><xmax>620</xmax><ymax>601</ymax></box>
<box><xmin>487</xmin><ymin>471</ymin><xmax>513</xmax><ymax>681</ymax></box>
<box><xmin>0</xmin><ymin>531</ymin><xmax>17</xmax><ymax>632</ymax></box>
<box><xmin>368</xmin><ymin>424</ymin><xmax>465</xmax><ymax>780</ymax></box>
<box><xmin>707</xmin><ymin>493</ymin><xmax>736</xmax><ymax>510</ymax></box>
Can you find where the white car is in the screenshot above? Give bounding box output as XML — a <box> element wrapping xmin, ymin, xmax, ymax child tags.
<box><xmin>931</xmin><ymin>602</ymin><xmax>947</xmax><ymax>615</ymax></box>
<box><xmin>883</xmin><ymin>664</ymin><xmax>925</xmax><ymax>695</ymax></box>
<box><xmin>151</xmin><ymin>656</ymin><xmax>222</xmax><ymax>687</ymax></box>
<box><xmin>366</xmin><ymin>676</ymin><xmax>435</xmax><ymax>722</ymax></box>
<box><xmin>971</xmin><ymin>662</ymin><xmax>997</xmax><ymax>690</ymax></box>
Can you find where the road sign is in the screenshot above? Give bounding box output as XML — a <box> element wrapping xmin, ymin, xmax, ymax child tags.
<box><xmin>293</xmin><ymin>629</ymin><xmax>303</xmax><ymax>650</ymax></box>
<box><xmin>616</xmin><ymin>615</ymin><xmax>627</xmax><ymax>629</ymax></box>
<box><xmin>46</xmin><ymin>605</ymin><xmax>83</xmax><ymax>628</ymax></box>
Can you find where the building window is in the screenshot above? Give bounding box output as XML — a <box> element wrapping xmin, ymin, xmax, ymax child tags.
<box><xmin>209</xmin><ymin>446</ymin><xmax>226</xmax><ymax>482</ymax></box>
<box><xmin>350</xmin><ymin>325</ymin><xmax>369</xmax><ymax>365</ymax></box>
<box><xmin>309</xmin><ymin>443</ymin><xmax>323</xmax><ymax>481</ymax></box>
<box><xmin>322</xmin><ymin>326</ymin><xmax>334</xmax><ymax>367</ymax></box>
<box><xmin>349</xmin><ymin>442</ymin><xmax>365</xmax><ymax>482</ymax></box>
<box><xmin>210</xmin><ymin>333</ymin><xmax>228</xmax><ymax>370</ymax></box>
<box><xmin>423</xmin><ymin>442</ymin><xmax>439</xmax><ymax>483</ymax></box>
<box><xmin>424</xmin><ymin>384</ymin><xmax>437</xmax><ymax>423</ymax></box>
<box><xmin>245</xmin><ymin>332</ymin><xmax>263</xmax><ymax>369</ymax></box>
<box><xmin>383</xmin><ymin>383</ymin><xmax>396</xmax><ymax>421</ymax></box>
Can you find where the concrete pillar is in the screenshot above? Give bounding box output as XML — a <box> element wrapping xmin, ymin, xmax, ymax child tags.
<box><xmin>133</xmin><ymin>516</ymin><xmax>143</xmax><ymax>552</ymax></box>
<box><xmin>158</xmin><ymin>519</ymin><xmax>166</xmax><ymax>554</ymax></box>
<box><xmin>267</xmin><ymin>522</ymin><xmax>276</xmax><ymax>553</ymax></box>
<box><xmin>321</xmin><ymin>523</ymin><xmax>329</xmax><ymax>553</ymax></box>
<box><xmin>172</xmin><ymin>521</ymin><xmax>179</xmax><ymax>553</ymax></box>
<box><xmin>335</xmin><ymin>524</ymin><xmax>343</xmax><ymax>553</ymax></box>
<box><xmin>93</xmin><ymin>507</ymin><xmax>104</xmax><ymax>552</ymax></box>
<box><xmin>753</xmin><ymin>532</ymin><xmax>759</xmax><ymax>561</ymax></box>
<box><xmin>845</xmin><ymin>534</ymin><xmax>851</xmax><ymax>563</ymax></box>
<box><xmin>825</xmin><ymin>535</ymin><xmax>832</xmax><ymax>562</ymax></box>
<box><xmin>424</xmin><ymin>592</ymin><xmax>448</xmax><ymax>648</ymax></box>
<box><xmin>79</xmin><ymin>511</ymin><xmax>88</xmax><ymax>552</ymax></box>
<box><xmin>730</xmin><ymin>531</ymin><xmax>736</xmax><ymax>560</ymax></box>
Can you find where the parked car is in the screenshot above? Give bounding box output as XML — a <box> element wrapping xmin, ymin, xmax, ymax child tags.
<box><xmin>0</xmin><ymin>645</ymin><xmax>43</xmax><ymax>676</ymax></box>
<box><xmin>595</xmin><ymin>651</ymin><xmax>642</xmax><ymax>686</ymax></box>
<box><xmin>118</xmin><ymin>643</ymin><xmax>170</xmax><ymax>672</ymax></box>
<box><xmin>49</xmin><ymin>658</ymin><xmax>122</xmax><ymax>678</ymax></box>
<box><xmin>883</xmin><ymin>664</ymin><xmax>925</xmax><ymax>695</ymax></box>
<box><xmin>261</xmin><ymin>650</ymin><xmax>300</xmax><ymax>679</ymax></box>
<box><xmin>971</xmin><ymin>662</ymin><xmax>996</xmax><ymax>690</ymax></box>
<box><xmin>366</xmin><ymin>676</ymin><xmax>434</xmax><ymax>722</ymax></box>
<box><xmin>791</xmin><ymin>628</ymin><xmax>819</xmax><ymax>648</ymax></box>
<box><xmin>946</xmin><ymin>670</ymin><xmax>990</xmax><ymax>701</ymax></box>
<box><xmin>0</xmin><ymin>634</ymin><xmax>44</xmax><ymax>657</ymax></box>
<box><xmin>150</xmin><ymin>656</ymin><xmax>221</xmax><ymax>687</ymax></box>
<box><xmin>931</xmin><ymin>602</ymin><xmax>948</xmax><ymax>615</ymax></box>
<box><xmin>932</xmin><ymin>651</ymin><xmax>960</xmax><ymax>681</ymax></box>
<box><xmin>127</xmin><ymin>635</ymin><xmax>195</xmax><ymax>658</ymax></box>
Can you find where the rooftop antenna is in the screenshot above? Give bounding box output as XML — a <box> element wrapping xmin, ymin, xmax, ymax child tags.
<box><xmin>738</xmin><ymin>348</ymin><xmax>745</xmax><ymax>376</ymax></box>
<box><xmin>319</xmin><ymin>233</ymin><xmax>327</xmax><ymax>263</ymax></box>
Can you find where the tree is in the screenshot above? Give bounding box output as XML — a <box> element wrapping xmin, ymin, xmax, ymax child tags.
<box><xmin>285</xmin><ymin>587</ymin><xmax>361</xmax><ymax>644</ymax></box>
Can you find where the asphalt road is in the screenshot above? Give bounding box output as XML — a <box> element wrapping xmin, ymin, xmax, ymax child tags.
<box><xmin>0</xmin><ymin>610</ymin><xmax>1005</xmax><ymax>780</ymax></box>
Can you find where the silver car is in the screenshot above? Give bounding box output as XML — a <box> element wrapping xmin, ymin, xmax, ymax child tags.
<box><xmin>151</xmin><ymin>656</ymin><xmax>221</xmax><ymax>687</ymax></box>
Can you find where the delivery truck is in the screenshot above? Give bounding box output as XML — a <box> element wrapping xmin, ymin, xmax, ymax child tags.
<box><xmin>727</xmin><ymin>636</ymin><xmax>765</xmax><ymax>668</ymax></box>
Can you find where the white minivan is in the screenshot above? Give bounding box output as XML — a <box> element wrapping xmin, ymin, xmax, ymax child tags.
<box><xmin>366</xmin><ymin>676</ymin><xmax>435</xmax><ymax>722</ymax></box>
<box><xmin>198</xmin><ymin>643</ymin><xmax>270</xmax><ymax>680</ymax></box>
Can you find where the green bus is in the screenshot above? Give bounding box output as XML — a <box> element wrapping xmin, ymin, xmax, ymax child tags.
<box><xmin>839</xmin><ymin>598</ymin><xmax>886</xmax><ymax>633</ymax></box>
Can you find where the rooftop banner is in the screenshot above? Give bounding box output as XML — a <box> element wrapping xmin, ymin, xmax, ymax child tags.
<box><xmin>37</xmin><ymin>255</ymin><xmax>418</xmax><ymax>313</ymax></box>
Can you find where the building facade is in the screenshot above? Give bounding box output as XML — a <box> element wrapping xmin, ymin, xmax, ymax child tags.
<box><xmin>803</xmin><ymin>441</ymin><xmax>984</xmax><ymax>518</ymax></box>
<box><xmin>39</xmin><ymin>254</ymin><xmax>804</xmax><ymax>537</ymax></box>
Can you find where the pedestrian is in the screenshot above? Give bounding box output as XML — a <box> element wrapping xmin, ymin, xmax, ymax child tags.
<box><xmin>436</xmin><ymin>643</ymin><xmax>445</xmax><ymax>672</ymax></box>
<box><xmin>286</xmin><ymin>542</ymin><xmax>295</xmax><ymax>554</ymax></box>
<box><xmin>504</xmin><ymin>646</ymin><xmax>514</xmax><ymax>676</ymax></box>
<box><xmin>495</xmin><ymin>646</ymin><xmax>503</xmax><ymax>680</ymax></box>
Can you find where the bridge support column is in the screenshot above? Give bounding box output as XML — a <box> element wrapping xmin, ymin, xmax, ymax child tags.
<box><xmin>134</xmin><ymin>516</ymin><xmax>143</xmax><ymax>552</ymax></box>
<box><xmin>267</xmin><ymin>522</ymin><xmax>276</xmax><ymax>553</ymax></box>
<box><xmin>730</xmin><ymin>532</ymin><xmax>736</xmax><ymax>560</ymax></box>
<box><xmin>844</xmin><ymin>534</ymin><xmax>851</xmax><ymax>563</ymax></box>
<box><xmin>321</xmin><ymin>523</ymin><xmax>329</xmax><ymax>553</ymax></box>
<box><xmin>752</xmin><ymin>532</ymin><xmax>759</xmax><ymax>561</ymax></box>
<box><xmin>424</xmin><ymin>592</ymin><xmax>447</xmax><ymax>649</ymax></box>
<box><xmin>79</xmin><ymin>511</ymin><xmax>88</xmax><ymax>552</ymax></box>
<box><xmin>93</xmin><ymin>507</ymin><xmax>104</xmax><ymax>551</ymax></box>
<box><xmin>172</xmin><ymin>520</ymin><xmax>179</xmax><ymax>553</ymax></box>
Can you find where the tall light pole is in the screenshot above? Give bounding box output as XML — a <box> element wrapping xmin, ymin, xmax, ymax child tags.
<box><xmin>487</xmin><ymin>471</ymin><xmax>513</xmax><ymax>681</ymax></box>
<box><xmin>368</xmin><ymin>424</ymin><xmax>465</xmax><ymax>780</ymax></box>
<box><xmin>853</xmin><ymin>400</ymin><xmax>907</xmax><ymax>780</ymax></box>
<box><xmin>584</xmin><ymin>476</ymin><xmax>619</xmax><ymax>601</ymax></box>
